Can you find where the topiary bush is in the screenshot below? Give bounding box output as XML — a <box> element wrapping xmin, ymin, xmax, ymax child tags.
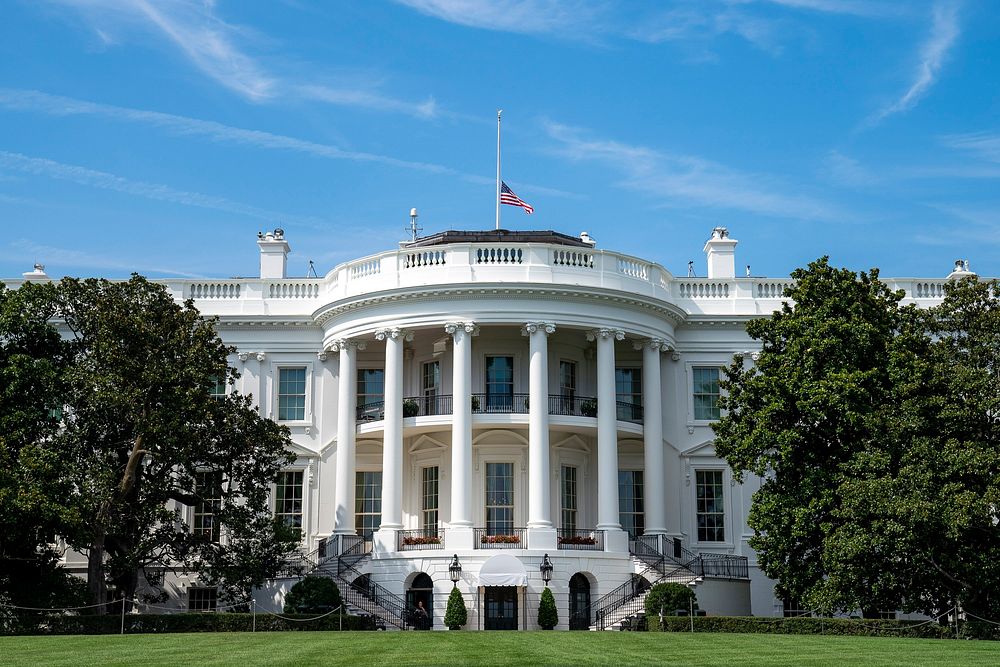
<box><xmin>444</xmin><ymin>587</ymin><xmax>467</xmax><ymax>629</ymax></box>
<box><xmin>645</xmin><ymin>582</ymin><xmax>697</xmax><ymax>618</ymax></box>
<box><xmin>283</xmin><ymin>576</ymin><xmax>342</xmax><ymax>614</ymax></box>
<box><xmin>537</xmin><ymin>587</ymin><xmax>558</xmax><ymax>629</ymax></box>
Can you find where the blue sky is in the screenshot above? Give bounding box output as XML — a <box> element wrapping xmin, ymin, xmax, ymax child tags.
<box><xmin>1</xmin><ymin>0</ymin><xmax>997</xmax><ymax>280</ymax></box>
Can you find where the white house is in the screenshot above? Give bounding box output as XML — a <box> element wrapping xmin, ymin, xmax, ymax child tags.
<box><xmin>18</xmin><ymin>226</ymin><xmax>967</xmax><ymax>629</ymax></box>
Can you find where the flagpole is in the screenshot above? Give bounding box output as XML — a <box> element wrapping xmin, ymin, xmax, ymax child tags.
<box><xmin>495</xmin><ymin>109</ymin><xmax>502</xmax><ymax>231</ymax></box>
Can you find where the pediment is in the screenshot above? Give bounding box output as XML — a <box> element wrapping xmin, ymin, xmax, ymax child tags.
<box><xmin>552</xmin><ymin>434</ymin><xmax>590</xmax><ymax>453</ymax></box>
<box><xmin>683</xmin><ymin>440</ymin><xmax>717</xmax><ymax>458</ymax></box>
<box><xmin>409</xmin><ymin>434</ymin><xmax>448</xmax><ymax>454</ymax></box>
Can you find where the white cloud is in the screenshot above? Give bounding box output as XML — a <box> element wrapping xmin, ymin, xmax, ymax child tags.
<box><xmin>545</xmin><ymin>122</ymin><xmax>843</xmax><ymax>221</ymax></box>
<box><xmin>940</xmin><ymin>132</ymin><xmax>1000</xmax><ymax>163</ymax></box>
<box><xmin>392</xmin><ymin>0</ymin><xmax>600</xmax><ymax>36</ymax></box>
<box><xmin>0</xmin><ymin>150</ymin><xmax>329</xmax><ymax>229</ymax></box>
<box><xmin>824</xmin><ymin>150</ymin><xmax>880</xmax><ymax>187</ymax></box>
<box><xmin>1</xmin><ymin>238</ymin><xmax>206</xmax><ymax>278</ymax></box>
<box><xmin>870</xmin><ymin>1</ymin><xmax>960</xmax><ymax>124</ymax></box>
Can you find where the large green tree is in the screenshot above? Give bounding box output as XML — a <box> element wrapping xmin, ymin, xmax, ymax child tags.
<box><xmin>715</xmin><ymin>259</ymin><xmax>1000</xmax><ymax>619</ymax></box>
<box><xmin>52</xmin><ymin>276</ymin><xmax>298</xmax><ymax>610</ymax></box>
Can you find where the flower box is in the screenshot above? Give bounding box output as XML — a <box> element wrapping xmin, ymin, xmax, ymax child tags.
<box><xmin>557</xmin><ymin>535</ymin><xmax>598</xmax><ymax>546</ymax></box>
<box><xmin>480</xmin><ymin>534</ymin><xmax>521</xmax><ymax>544</ymax></box>
<box><xmin>402</xmin><ymin>536</ymin><xmax>442</xmax><ymax>546</ymax></box>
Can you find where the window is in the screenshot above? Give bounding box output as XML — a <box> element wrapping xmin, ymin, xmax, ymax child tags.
<box><xmin>188</xmin><ymin>586</ymin><xmax>218</xmax><ymax>612</ymax></box>
<box><xmin>355</xmin><ymin>471</ymin><xmax>382</xmax><ymax>539</ymax></box>
<box><xmin>485</xmin><ymin>356</ymin><xmax>514</xmax><ymax>411</ymax></box>
<box><xmin>618</xmin><ymin>470</ymin><xmax>644</xmax><ymax>539</ymax></box>
<box><xmin>615</xmin><ymin>367</ymin><xmax>642</xmax><ymax>421</ymax></box>
<box><xmin>559</xmin><ymin>361</ymin><xmax>577</xmax><ymax>413</ymax></box>
<box><xmin>275</xmin><ymin>471</ymin><xmax>304</xmax><ymax>538</ymax></box>
<box><xmin>421</xmin><ymin>466</ymin><xmax>439</xmax><ymax>532</ymax></box>
<box><xmin>696</xmin><ymin>470</ymin><xmax>725</xmax><ymax>542</ymax></box>
<box><xmin>422</xmin><ymin>361</ymin><xmax>441</xmax><ymax>415</ymax></box>
<box><xmin>693</xmin><ymin>367</ymin><xmax>721</xmax><ymax>421</ymax></box>
<box><xmin>782</xmin><ymin>597</ymin><xmax>809</xmax><ymax>618</ymax></box>
<box><xmin>193</xmin><ymin>471</ymin><xmax>222</xmax><ymax>543</ymax></box>
<box><xmin>357</xmin><ymin>368</ymin><xmax>385</xmax><ymax>419</ymax></box>
<box><xmin>277</xmin><ymin>367</ymin><xmax>307</xmax><ymax>421</ymax></box>
<box><xmin>209</xmin><ymin>376</ymin><xmax>227</xmax><ymax>400</ymax></box>
<box><xmin>561</xmin><ymin>466</ymin><xmax>578</xmax><ymax>533</ymax></box>
<box><xmin>485</xmin><ymin>462</ymin><xmax>514</xmax><ymax>534</ymax></box>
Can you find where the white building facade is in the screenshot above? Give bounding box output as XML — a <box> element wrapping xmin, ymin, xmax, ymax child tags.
<box><xmin>20</xmin><ymin>227</ymin><xmax>965</xmax><ymax>629</ymax></box>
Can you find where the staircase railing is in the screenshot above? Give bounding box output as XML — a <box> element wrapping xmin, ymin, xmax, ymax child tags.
<box><xmin>335</xmin><ymin>535</ymin><xmax>411</xmax><ymax>630</ymax></box>
<box><xmin>592</xmin><ymin>570</ymin><xmax>654</xmax><ymax>631</ymax></box>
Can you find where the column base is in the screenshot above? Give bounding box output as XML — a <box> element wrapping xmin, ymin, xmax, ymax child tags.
<box><xmin>373</xmin><ymin>527</ymin><xmax>400</xmax><ymax>555</ymax></box>
<box><xmin>526</xmin><ymin>527</ymin><xmax>558</xmax><ymax>551</ymax></box>
<box><xmin>445</xmin><ymin>526</ymin><xmax>475</xmax><ymax>551</ymax></box>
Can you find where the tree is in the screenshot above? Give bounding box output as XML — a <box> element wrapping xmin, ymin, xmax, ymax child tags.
<box><xmin>645</xmin><ymin>582</ymin><xmax>697</xmax><ymax>617</ymax></box>
<box><xmin>283</xmin><ymin>577</ymin><xmax>342</xmax><ymax>614</ymax></box>
<box><xmin>444</xmin><ymin>587</ymin><xmax>467</xmax><ymax>629</ymax></box>
<box><xmin>537</xmin><ymin>587</ymin><xmax>558</xmax><ymax>629</ymax></box>
<box><xmin>51</xmin><ymin>275</ymin><xmax>298</xmax><ymax>610</ymax></box>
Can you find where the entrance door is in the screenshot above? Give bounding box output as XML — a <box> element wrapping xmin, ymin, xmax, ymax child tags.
<box><xmin>484</xmin><ymin>586</ymin><xmax>518</xmax><ymax>630</ymax></box>
<box><xmin>406</xmin><ymin>573</ymin><xmax>434</xmax><ymax>630</ymax></box>
<box><xmin>568</xmin><ymin>573</ymin><xmax>591</xmax><ymax>630</ymax></box>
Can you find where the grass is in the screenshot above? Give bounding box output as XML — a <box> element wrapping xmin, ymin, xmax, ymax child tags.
<box><xmin>1</xmin><ymin>631</ymin><xmax>998</xmax><ymax>667</ymax></box>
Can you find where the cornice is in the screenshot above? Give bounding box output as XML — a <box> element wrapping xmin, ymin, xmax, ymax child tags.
<box><xmin>214</xmin><ymin>317</ymin><xmax>317</xmax><ymax>329</ymax></box>
<box><xmin>312</xmin><ymin>284</ymin><xmax>689</xmax><ymax>328</ymax></box>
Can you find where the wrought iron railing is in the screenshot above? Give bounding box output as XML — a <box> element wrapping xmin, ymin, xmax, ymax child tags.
<box><xmin>397</xmin><ymin>528</ymin><xmax>444</xmax><ymax>551</ymax></box>
<box><xmin>700</xmin><ymin>552</ymin><xmax>750</xmax><ymax>579</ymax></box>
<box><xmin>473</xmin><ymin>527</ymin><xmax>527</xmax><ymax>549</ymax></box>
<box><xmin>548</xmin><ymin>394</ymin><xmax>598</xmax><ymax>418</ymax></box>
<box><xmin>471</xmin><ymin>392</ymin><xmax>531</xmax><ymax>414</ymax></box>
<box><xmin>356</xmin><ymin>399</ymin><xmax>385</xmax><ymax>421</ymax></box>
<box><xmin>354</xmin><ymin>393</ymin><xmax>643</xmax><ymax>424</ymax></box>
<box><xmin>334</xmin><ymin>535</ymin><xmax>411</xmax><ymax>630</ymax></box>
<box><xmin>593</xmin><ymin>572</ymin><xmax>653</xmax><ymax>631</ymax></box>
<box><xmin>403</xmin><ymin>394</ymin><xmax>453</xmax><ymax>417</ymax></box>
<box><xmin>616</xmin><ymin>400</ymin><xmax>644</xmax><ymax>424</ymax></box>
<box><xmin>557</xmin><ymin>529</ymin><xmax>605</xmax><ymax>551</ymax></box>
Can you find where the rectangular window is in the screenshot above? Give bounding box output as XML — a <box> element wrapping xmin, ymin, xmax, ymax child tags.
<box><xmin>188</xmin><ymin>586</ymin><xmax>218</xmax><ymax>612</ymax></box>
<box><xmin>615</xmin><ymin>367</ymin><xmax>642</xmax><ymax>421</ymax></box>
<box><xmin>559</xmin><ymin>361</ymin><xmax>577</xmax><ymax>413</ymax></box>
<box><xmin>355</xmin><ymin>471</ymin><xmax>382</xmax><ymax>539</ymax></box>
<box><xmin>485</xmin><ymin>462</ymin><xmax>514</xmax><ymax>534</ymax></box>
<box><xmin>275</xmin><ymin>471</ymin><xmax>304</xmax><ymax>539</ymax></box>
<box><xmin>618</xmin><ymin>470</ymin><xmax>644</xmax><ymax>539</ymax></box>
<box><xmin>357</xmin><ymin>368</ymin><xmax>385</xmax><ymax>419</ymax></box>
<box><xmin>421</xmin><ymin>466</ymin><xmax>439</xmax><ymax>532</ymax></box>
<box><xmin>696</xmin><ymin>470</ymin><xmax>725</xmax><ymax>542</ymax></box>
<box><xmin>561</xmin><ymin>466</ymin><xmax>578</xmax><ymax>533</ymax></box>
<box><xmin>193</xmin><ymin>471</ymin><xmax>222</xmax><ymax>543</ymax></box>
<box><xmin>209</xmin><ymin>376</ymin><xmax>227</xmax><ymax>400</ymax></box>
<box><xmin>422</xmin><ymin>361</ymin><xmax>441</xmax><ymax>415</ymax></box>
<box><xmin>693</xmin><ymin>367</ymin><xmax>721</xmax><ymax>421</ymax></box>
<box><xmin>782</xmin><ymin>597</ymin><xmax>808</xmax><ymax>618</ymax></box>
<box><xmin>485</xmin><ymin>356</ymin><xmax>514</xmax><ymax>412</ymax></box>
<box><xmin>277</xmin><ymin>367</ymin><xmax>307</xmax><ymax>421</ymax></box>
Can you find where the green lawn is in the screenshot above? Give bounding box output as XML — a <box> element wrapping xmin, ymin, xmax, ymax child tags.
<box><xmin>1</xmin><ymin>631</ymin><xmax>998</xmax><ymax>667</ymax></box>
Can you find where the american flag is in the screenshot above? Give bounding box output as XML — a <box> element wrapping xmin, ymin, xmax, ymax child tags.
<box><xmin>500</xmin><ymin>181</ymin><xmax>534</xmax><ymax>214</ymax></box>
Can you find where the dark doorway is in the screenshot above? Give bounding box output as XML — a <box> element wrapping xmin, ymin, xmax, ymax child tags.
<box><xmin>484</xmin><ymin>586</ymin><xmax>518</xmax><ymax>630</ymax></box>
<box><xmin>568</xmin><ymin>573</ymin><xmax>591</xmax><ymax>630</ymax></box>
<box><xmin>406</xmin><ymin>573</ymin><xmax>433</xmax><ymax>630</ymax></box>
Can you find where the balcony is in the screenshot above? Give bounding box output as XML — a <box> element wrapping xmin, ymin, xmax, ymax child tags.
<box><xmin>356</xmin><ymin>394</ymin><xmax>643</xmax><ymax>424</ymax></box>
<box><xmin>474</xmin><ymin>527</ymin><xmax>526</xmax><ymax>549</ymax></box>
<box><xmin>396</xmin><ymin>528</ymin><xmax>444</xmax><ymax>552</ymax></box>
<box><xmin>556</xmin><ymin>529</ymin><xmax>605</xmax><ymax>551</ymax></box>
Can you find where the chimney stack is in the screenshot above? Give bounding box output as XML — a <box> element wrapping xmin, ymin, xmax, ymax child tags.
<box><xmin>703</xmin><ymin>227</ymin><xmax>737</xmax><ymax>279</ymax></box>
<box><xmin>258</xmin><ymin>228</ymin><xmax>290</xmax><ymax>279</ymax></box>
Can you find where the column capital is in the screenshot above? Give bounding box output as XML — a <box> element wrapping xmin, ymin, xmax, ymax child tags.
<box><xmin>317</xmin><ymin>350</ymin><xmax>329</xmax><ymax>362</ymax></box>
<box><xmin>445</xmin><ymin>321</ymin><xmax>479</xmax><ymax>336</ymax></box>
<box><xmin>375</xmin><ymin>327</ymin><xmax>414</xmax><ymax>342</ymax></box>
<box><xmin>237</xmin><ymin>351</ymin><xmax>250</xmax><ymax>363</ymax></box>
<box><xmin>255</xmin><ymin>351</ymin><xmax>266</xmax><ymax>362</ymax></box>
<box><xmin>633</xmin><ymin>337</ymin><xmax>671</xmax><ymax>352</ymax></box>
<box><xmin>330</xmin><ymin>338</ymin><xmax>367</xmax><ymax>352</ymax></box>
<box><xmin>521</xmin><ymin>322</ymin><xmax>556</xmax><ymax>336</ymax></box>
<box><xmin>586</xmin><ymin>328</ymin><xmax>625</xmax><ymax>342</ymax></box>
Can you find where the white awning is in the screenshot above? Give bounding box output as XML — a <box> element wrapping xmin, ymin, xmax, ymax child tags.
<box><xmin>478</xmin><ymin>553</ymin><xmax>527</xmax><ymax>587</ymax></box>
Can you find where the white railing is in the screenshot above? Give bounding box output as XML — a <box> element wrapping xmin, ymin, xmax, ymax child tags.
<box><xmin>755</xmin><ymin>281</ymin><xmax>792</xmax><ymax>299</ymax></box>
<box><xmin>551</xmin><ymin>248</ymin><xmax>594</xmax><ymax>268</ymax></box>
<box><xmin>351</xmin><ymin>258</ymin><xmax>381</xmax><ymax>279</ymax></box>
<box><xmin>190</xmin><ymin>282</ymin><xmax>241</xmax><ymax>299</ymax></box>
<box><xmin>617</xmin><ymin>257</ymin><xmax>648</xmax><ymax>280</ymax></box>
<box><xmin>475</xmin><ymin>245</ymin><xmax>523</xmax><ymax>264</ymax></box>
<box><xmin>676</xmin><ymin>281</ymin><xmax>730</xmax><ymax>299</ymax></box>
<box><xmin>403</xmin><ymin>249</ymin><xmax>447</xmax><ymax>269</ymax></box>
<box><xmin>267</xmin><ymin>281</ymin><xmax>321</xmax><ymax>299</ymax></box>
<box><xmin>911</xmin><ymin>281</ymin><xmax>946</xmax><ymax>299</ymax></box>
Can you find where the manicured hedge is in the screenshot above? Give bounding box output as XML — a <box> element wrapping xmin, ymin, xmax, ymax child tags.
<box><xmin>8</xmin><ymin>612</ymin><xmax>376</xmax><ymax>635</ymax></box>
<box><xmin>646</xmin><ymin>615</ymin><xmax>950</xmax><ymax>639</ymax></box>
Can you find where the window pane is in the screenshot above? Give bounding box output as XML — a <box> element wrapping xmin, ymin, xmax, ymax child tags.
<box><xmin>618</xmin><ymin>470</ymin><xmax>644</xmax><ymax>539</ymax></box>
<box><xmin>696</xmin><ymin>470</ymin><xmax>725</xmax><ymax>542</ymax></box>
<box><xmin>561</xmin><ymin>466</ymin><xmax>577</xmax><ymax>533</ymax></box>
<box><xmin>485</xmin><ymin>462</ymin><xmax>514</xmax><ymax>534</ymax></box>
<box><xmin>485</xmin><ymin>356</ymin><xmax>514</xmax><ymax>411</ymax></box>
<box><xmin>422</xmin><ymin>466</ymin><xmax>439</xmax><ymax>532</ymax></box>
<box><xmin>355</xmin><ymin>471</ymin><xmax>382</xmax><ymax>538</ymax></box>
<box><xmin>277</xmin><ymin>367</ymin><xmax>307</xmax><ymax>421</ymax></box>
<box><xmin>194</xmin><ymin>471</ymin><xmax>223</xmax><ymax>543</ymax></box>
<box><xmin>693</xmin><ymin>367</ymin><xmax>721</xmax><ymax>421</ymax></box>
<box><xmin>274</xmin><ymin>471</ymin><xmax>304</xmax><ymax>538</ymax></box>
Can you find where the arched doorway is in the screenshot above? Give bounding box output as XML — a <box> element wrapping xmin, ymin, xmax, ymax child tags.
<box><xmin>568</xmin><ymin>573</ymin><xmax>591</xmax><ymax>630</ymax></box>
<box><xmin>406</xmin><ymin>573</ymin><xmax>434</xmax><ymax>629</ymax></box>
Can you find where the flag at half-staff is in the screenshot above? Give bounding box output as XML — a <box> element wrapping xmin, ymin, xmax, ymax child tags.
<box><xmin>500</xmin><ymin>181</ymin><xmax>534</xmax><ymax>215</ymax></box>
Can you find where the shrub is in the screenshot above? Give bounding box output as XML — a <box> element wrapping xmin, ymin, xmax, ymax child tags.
<box><xmin>403</xmin><ymin>400</ymin><xmax>420</xmax><ymax>417</ymax></box>
<box><xmin>12</xmin><ymin>612</ymin><xmax>374</xmax><ymax>635</ymax></box>
<box><xmin>444</xmin><ymin>587</ymin><xmax>467</xmax><ymax>629</ymax></box>
<box><xmin>471</xmin><ymin>395</ymin><xmax>480</xmax><ymax>411</ymax></box>
<box><xmin>646</xmin><ymin>615</ymin><xmax>950</xmax><ymax>639</ymax></box>
<box><xmin>580</xmin><ymin>400</ymin><xmax>597</xmax><ymax>417</ymax></box>
<box><xmin>645</xmin><ymin>582</ymin><xmax>697</xmax><ymax>618</ymax></box>
<box><xmin>537</xmin><ymin>587</ymin><xmax>558</xmax><ymax>630</ymax></box>
<box><xmin>283</xmin><ymin>577</ymin><xmax>341</xmax><ymax>614</ymax></box>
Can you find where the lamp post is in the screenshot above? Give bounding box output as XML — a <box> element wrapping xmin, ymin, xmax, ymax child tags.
<box><xmin>449</xmin><ymin>554</ymin><xmax>462</xmax><ymax>588</ymax></box>
<box><xmin>687</xmin><ymin>577</ymin><xmax>703</xmax><ymax>633</ymax></box>
<box><xmin>540</xmin><ymin>554</ymin><xmax>553</xmax><ymax>587</ymax></box>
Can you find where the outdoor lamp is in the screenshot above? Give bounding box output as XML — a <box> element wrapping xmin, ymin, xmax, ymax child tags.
<box><xmin>449</xmin><ymin>554</ymin><xmax>462</xmax><ymax>587</ymax></box>
<box><xmin>540</xmin><ymin>554</ymin><xmax>553</xmax><ymax>586</ymax></box>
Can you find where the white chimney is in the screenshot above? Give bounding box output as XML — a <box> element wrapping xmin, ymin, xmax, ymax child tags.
<box><xmin>947</xmin><ymin>259</ymin><xmax>974</xmax><ymax>280</ymax></box>
<box><xmin>703</xmin><ymin>227</ymin><xmax>737</xmax><ymax>279</ymax></box>
<box><xmin>22</xmin><ymin>263</ymin><xmax>51</xmax><ymax>282</ymax></box>
<box><xmin>258</xmin><ymin>228</ymin><xmax>290</xmax><ymax>279</ymax></box>
<box><xmin>579</xmin><ymin>231</ymin><xmax>597</xmax><ymax>247</ymax></box>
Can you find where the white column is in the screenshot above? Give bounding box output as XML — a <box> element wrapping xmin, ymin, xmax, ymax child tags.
<box><xmin>446</xmin><ymin>322</ymin><xmax>476</xmax><ymax>531</ymax></box>
<box><xmin>640</xmin><ymin>339</ymin><xmax>668</xmax><ymax>535</ymax></box>
<box><xmin>333</xmin><ymin>339</ymin><xmax>363</xmax><ymax>536</ymax></box>
<box><xmin>525</xmin><ymin>323</ymin><xmax>557</xmax><ymax>548</ymax></box>
<box><xmin>591</xmin><ymin>328</ymin><xmax>624</xmax><ymax>535</ymax></box>
<box><xmin>376</xmin><ymin>328</ymin><xmax>410</xmax><ymax>535</ymax></box>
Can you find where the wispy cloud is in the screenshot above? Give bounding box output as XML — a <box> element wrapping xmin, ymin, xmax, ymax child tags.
<box><xmin>392</xmin><ymin>0</ymin><xmax>601</xmax><ymax>36</ymax></box>
<box><xmin>47</xmin><ymin>0</ymin><xmax>438</xmax><ymax>117</ymax></box>
<box><xmin>0</xmin><ymin>150</ymin><xmax>329</xmax><ymax>229</ymax></box>
<box><xmin>824</xmin><ymin>150</ymin><xmax>881</xmax><ymax>187</ymax></box>
<box><xmin>747</xmin><ymin>0</ymin><xmax>906</xmax><ymax>17</ymax></box>
<box><xmin>940</xmin><ymin>132</ymin><xmax>1000</xmax><ymax>163</ymax></box>
<box><xmin>630</xmin><ymin>6</ymin><xmax>786</xmax><ymax>55</ymax></box>
<box><xmin>545</xmin><ymin>122</ymin><xmax>843</xmax><ymax>221</ymax></box>
<box><xmin>869</xmin><ymin>1</ymin><xmax>960</xmax><ymax>124</ymax></box>
<box><xmin>1</xmin><ymin>238</ymin><xmax>206</xmax><ymax>278</ymax></box>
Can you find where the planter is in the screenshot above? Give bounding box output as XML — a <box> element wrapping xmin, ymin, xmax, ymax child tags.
<box><xmin>581</xmin><ymin>400</ymin><xmax>597</xmax><ymax>417</ymax></box>
<box><xmin>402</xmin><ymin>400</ymin><xmax>420</xmax><ymax>418</ymax></box>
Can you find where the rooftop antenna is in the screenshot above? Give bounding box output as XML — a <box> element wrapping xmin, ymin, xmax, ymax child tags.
<box><xmin>687</xmin><ymin>260</ymin><xmax>696</xmax><ymax>277</ymax></box>
<box><xmin>306</xmin><ymin>260</ymin><xmax>318</xmax><ymax>278</ymax></box>
<box><xmin>407</xmin><ymin>207</ymin><xmax>423</xmax><ymax>242</ymax></box>
<box><xmin>746</xmin><ymin>264</ymin><xmax>751</xmax><ymax>277</ymax></box>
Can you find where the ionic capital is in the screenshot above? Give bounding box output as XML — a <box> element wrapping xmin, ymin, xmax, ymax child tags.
<box><xmin>375</xmin><ymin>327</ymin><xmax>414</xmax><ymax>343</ymax></box>
<box><xmin>445</xmin><ymin>321</ymin><xmax>478</xmax><ymax>337</ymax></box>
<box><xmin>237</xmin><ymin>351</ymin><xmax>250</xmax><ymax>363</ymax></box>
<box><xmin>255</xmin><ymin>352</ymin><xmax>266</xmax><ymax>362</ymax></box>
<box><xmin>330</xmin><ymin>339</ymin><xmax>367</xmax><ymax>352</ymax></box>
<box><xmin>317</xmin><ymin>351</ymin><xmax>329</xmax><ymax>362</ymax></box>
<box><xmin>521</xmin><ymin>322</ymin><xmax>556</xmax><ymax>337</ymax></box>
<box><xmin>633</xmin><ymin>337</ymin><xmax>670</xmax><ymax>352</ymax></box>
<box><xmin>586</xmin><ymin>328</ymin><xmax>625</xmax><ymax>342</ymax></box>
